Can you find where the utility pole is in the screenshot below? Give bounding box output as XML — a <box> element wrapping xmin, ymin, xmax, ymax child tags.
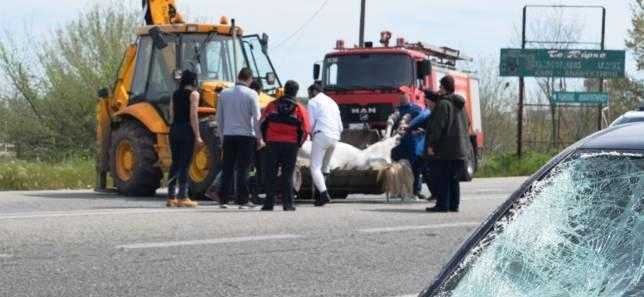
<box><xmin>597</xmin><ymin>7</ymin><xmax>606</xmax><ymax>131</ymax></box>
<box><xmin>359</xmin><ymin>0</ymin><xmax>366</xmax><ymax>47</ymax></box>
<box><xmin>517</xmin><ymin>6</ymin><xmax>527</xmax><ymax>158</ymax></box>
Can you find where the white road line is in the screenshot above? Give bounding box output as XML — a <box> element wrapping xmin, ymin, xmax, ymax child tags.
<box><xmin>359</xmin><ymin>222</ymin><xmax>480</xmax><ymax>234</ymax></box>
<box><xmin>0</xmin><ymin>254</ymin><xmax>13</xmax><ymax>258</ymax></box>
<box><xmin>0</xmin><ymin>208</ymin><xmax>203</xmax><ymax>220</ymax></box>
<box><xmin>116</xmin><ymin>234</ymin><xmax>303</xmax><ymax>250</ymax></box>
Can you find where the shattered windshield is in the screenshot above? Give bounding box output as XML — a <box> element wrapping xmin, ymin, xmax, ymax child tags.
<box><xmin>434</xmin><ymin>151</ymin><xmax>644</xmax><ymax>297</ymax></box>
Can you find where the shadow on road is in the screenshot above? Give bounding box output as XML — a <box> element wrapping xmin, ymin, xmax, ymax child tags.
<box><xmin>331</xmin><ymin>199</ymin><xmax>432</xmax><ymax>205</ymax></box>
<box><xmin>23</xmin><ymin>191</ymin><xmax>163</xmax><ymax>202</ymax></box>
<box><xmin>363</xmin><ymin>208</ymin><xmax>434</xmax><ymax>214</ymax></box>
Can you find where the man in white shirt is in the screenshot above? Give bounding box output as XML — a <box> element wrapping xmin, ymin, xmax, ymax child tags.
<box><xmin>307</xmin><ymin>83</ymin><xmax>343</xmax><ymax>207</ymax></box>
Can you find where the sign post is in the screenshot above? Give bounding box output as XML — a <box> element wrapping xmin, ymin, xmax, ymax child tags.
<box><xmin>500</xmin><ymin>49</ymin><xmax>626</xmax><ymax>78</ymax></box>
<box><xmin>502</xmin><ymin>5</ymin><xmax>626</xmax><ymax>157</ymax></box>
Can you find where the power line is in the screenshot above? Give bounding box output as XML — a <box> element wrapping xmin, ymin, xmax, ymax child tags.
<box><xmin>274</xmin><ymin>0</ymin><xmax>330</xmax><ymax>50</ymax></box>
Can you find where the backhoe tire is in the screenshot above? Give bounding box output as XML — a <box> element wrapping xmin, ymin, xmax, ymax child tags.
<box><xmin>189</xmin><ymin>121</ymin><xmax>222</xmax><ymax>198</ymax></box>
<box><xmin>110</xmin><ymin>121</ymin><xmax>162</xmax><ymax>196</ymax></box>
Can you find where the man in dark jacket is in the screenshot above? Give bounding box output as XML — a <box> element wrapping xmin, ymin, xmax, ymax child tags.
<box><xmin>260</xmin><ymin>80</ymin><xmax>310</xmax><ymax>211</ymax></box>
<box><xmin>424</xmin><ymin>75</ymin><xmax>471</xmax><ymax>212</ymax></box>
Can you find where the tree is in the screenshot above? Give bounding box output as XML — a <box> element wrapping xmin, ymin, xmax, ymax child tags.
<box><xmin>476</xmin><ymin>56</ymin><xmax>516</xmax><ymax>152</ymax></box>
<box><xmin>600</xmin><ymin>0</ymin><xmax>644</xmax><ymax>123</ymax></box>
<box><xmin>525</xmin><ymin>8</ymin><xmax>584</xmax><ymax>149</ymax></box>
<box><xmin>0</xmin><ymin>3</ymin><xmax>136</xmax><ymax>159</ymax></box>
<box><xmin>626</xmin><ymin>0</ymin><xmax>643</xmax><ymax>70</ymax></box>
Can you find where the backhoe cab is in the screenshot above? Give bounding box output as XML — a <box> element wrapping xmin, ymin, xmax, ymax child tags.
<box><xmin>96</xmin><ymin>0</ymin><xmax>281</xmax><ymax>197</ymax></box>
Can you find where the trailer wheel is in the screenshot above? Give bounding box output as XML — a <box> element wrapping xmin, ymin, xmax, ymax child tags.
<box><xmin>110</xmin><ymin>121</ymin><xmax>162</xmax><ymax>196</ymax></box>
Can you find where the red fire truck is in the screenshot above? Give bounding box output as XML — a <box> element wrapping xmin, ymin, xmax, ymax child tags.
<box><xmin>312</xmin><ymin>31</ymin><xmax>484</xmax><ymax>178</ymax></box>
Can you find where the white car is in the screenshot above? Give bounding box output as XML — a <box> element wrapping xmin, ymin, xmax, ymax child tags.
<box><xmin>609</xmin><ymin>105</ymin><xmax>644</xmax><ymax>127</ymax></box>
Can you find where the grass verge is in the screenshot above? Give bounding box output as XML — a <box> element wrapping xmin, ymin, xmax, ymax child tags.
<box><xmin>475</xmin><ymin>151</ymin><xmax>558</xmax><ymax>178</ymax></box>
<box><xmin>0</xmin><ymin>157</ymin><xmax>95</xmax><ymax>191</ymax></box>
<box><xmin>0</xmin><ymin>151</ymin><xmax>557</xmax><ymax>190</ymax></box>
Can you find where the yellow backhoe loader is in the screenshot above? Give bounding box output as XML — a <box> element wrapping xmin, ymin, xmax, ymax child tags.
<box><xmin>96</xmin><ymin>0</ymin><xmax>281</xmax><ymax>197</ymax></box>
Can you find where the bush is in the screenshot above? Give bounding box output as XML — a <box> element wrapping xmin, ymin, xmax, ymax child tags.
<box><xmin>476</xmin><ymin>151</ymin><xmax>557</xmax><ymax>178</ymax></box>
<box><xmin>0</xmin><ymin>157</ymin><xmax>95</xmax><ymax>190</ymax></box>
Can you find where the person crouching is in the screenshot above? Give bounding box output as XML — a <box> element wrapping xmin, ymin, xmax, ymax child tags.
<box><xmin>260</xmin><ymin>81</ymin><xmax>311</xmax><ymax>211</ymax></box>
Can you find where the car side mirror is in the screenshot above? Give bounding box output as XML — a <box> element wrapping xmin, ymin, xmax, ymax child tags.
<box><xmin>266</xmin><ymin>72</ymin><xmax>276</xmax><ymax>86</ymax></box>
<box><xmin>260</xmin><ymin>33</ymin><xmax>269</xmax><ymax>54</ymax></box>
<box><xmin>97</xmin><ymin>87</ymin><xmax>109</xmax><ymax>98</ymax></box>
<box><xmin>150</xmin><ymin>27</ymin><xmax>168</xmax><ymax>49</ymax></box>
<box><xmin>416</xmin><ymin>60</ymin><xmax>431</xmax><ymax>79</ymax></box>
<box><xmin>313</xmin><ymin>63</ymin><xmax>321</xmax><ymax>80</ymax></box>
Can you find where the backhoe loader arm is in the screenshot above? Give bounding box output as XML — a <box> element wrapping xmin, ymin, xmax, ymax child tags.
<box><xmin>143</xmin><ymin>0</ymin><xmax>185</xmax><ymax>25</ymax></box>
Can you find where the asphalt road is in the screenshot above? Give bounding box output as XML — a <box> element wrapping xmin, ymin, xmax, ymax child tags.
<box><xmin>0</xmin><ymin>177</ymin><xmax>526</xmax><ymax>297</ymax></box>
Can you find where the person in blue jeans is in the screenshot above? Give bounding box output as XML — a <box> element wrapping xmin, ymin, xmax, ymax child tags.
<box><xmin>166</xmin><ymin>70</ymin><xmax>203</xmax><ymax>208</ymax></box>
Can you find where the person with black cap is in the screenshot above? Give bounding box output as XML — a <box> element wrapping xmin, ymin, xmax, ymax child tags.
<box><xmin>260</xmin><ymin>80</ymin><xmax>311</xmax><ymax>211</ymax></box>
<box><xmin>424</xmin><ymin>75</ymin><xmax>471</xmax><ymax>213</ymax></box>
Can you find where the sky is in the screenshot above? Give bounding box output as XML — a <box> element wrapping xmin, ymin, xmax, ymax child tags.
<box><xmin>1</xmin><ymin>0</ymin><xmax>640</xmax><ymax>89</ymax></box>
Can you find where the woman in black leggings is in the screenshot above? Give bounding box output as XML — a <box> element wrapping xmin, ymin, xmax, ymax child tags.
<box><xmin>166</xmin><ymin>70</ymin><xmax>203</xmax><ymax>208</ymax></box>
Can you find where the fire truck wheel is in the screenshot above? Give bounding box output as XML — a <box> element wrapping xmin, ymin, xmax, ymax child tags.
<box><xmin>462</xmin><ymin>146</ymin><xmax>477</xmax><ymax>182</ymax></box>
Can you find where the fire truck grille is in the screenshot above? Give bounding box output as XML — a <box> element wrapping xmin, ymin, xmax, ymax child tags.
<box><xmin>339</xmin><ymin>104</ymin><xmax>394</xmax><ymax>127</ymax></box>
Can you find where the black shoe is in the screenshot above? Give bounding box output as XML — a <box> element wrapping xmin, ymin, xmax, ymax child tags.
<box><xmin>283</xmin><ymin>206</ymin><xmax>296</xmax><ymax>211</ymax></box>
<box><xmin>314</xmin><ymin>191</ymin><xmax>331</xmax><ymax>207</ymax></box>
<box><xmin>426</xmin><ymin>206</ymin><xmax>448</xmax><ymax>213</ymax></box>
<box><xmin>449</xmin><ymin>209</ymin><xmax>459</xmax><ymax>212</ymax></box>
<box><xmin>416</xmin><ymin>193</ymin><xmax>428</xmax><ymax>200</ymax></box>
<box><xmin>261</xmin><ymin>206</ymin><xmax>274</xmax><ymax>211</ymax></box>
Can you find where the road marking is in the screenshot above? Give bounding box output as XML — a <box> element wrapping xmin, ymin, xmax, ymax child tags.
<box><xmin>0</xmin><ymin>208</ymin><xmax>205</xmax><ymax>220</ymax></box>
<box><xmin>0</xmin><ymin>254</ymin><xmax>13</xmax><ymax>258</ymax></box>
<box><xmin>358</xmin><ymin>222</ymin><xmax>480</xmax><ymax>234</ymax></box>
<box><xmin>116</xmin><ymin>234</ymin><xmax>303</xmax><ymax>250</ymax></box>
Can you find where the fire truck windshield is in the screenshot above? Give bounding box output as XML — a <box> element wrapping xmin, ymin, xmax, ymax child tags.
<box><xmin>322</xmin><ymin>53</ymin><xmax>413</xmax><ymax>90</ymax></box>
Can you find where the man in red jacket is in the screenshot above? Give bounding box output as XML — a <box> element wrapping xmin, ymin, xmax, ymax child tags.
<box><xmin>260</xmin><ymin>80</ymin><xmax>310</xmax><ymax>211</ymax></box>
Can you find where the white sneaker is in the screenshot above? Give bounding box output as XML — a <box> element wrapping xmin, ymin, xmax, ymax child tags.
<box><xmin>219</xmin><ymin>204</ymin><xmax>230</xmax><ymax>209</ymax></box>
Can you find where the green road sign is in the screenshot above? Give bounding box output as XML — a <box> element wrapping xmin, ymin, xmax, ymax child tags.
<box><xmin>500</xmin><ymin>49</ymin><xmax>625</xmax><ymax>78</ymax></box>
<box><xmin>552</xmin><ymin>92</ymin><xmax>609</xmax><ymax>105</ymax></box>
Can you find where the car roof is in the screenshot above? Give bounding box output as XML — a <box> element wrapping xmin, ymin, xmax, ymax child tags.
<box><xmin>580</xmin><ymin>122</ymin><xmax>644</xmax><ymax>150</ymax></box>
<box><xmin>620</xmin><ymin>110</ymin><xmax>644</xmax><ymax>118</ymax></box>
